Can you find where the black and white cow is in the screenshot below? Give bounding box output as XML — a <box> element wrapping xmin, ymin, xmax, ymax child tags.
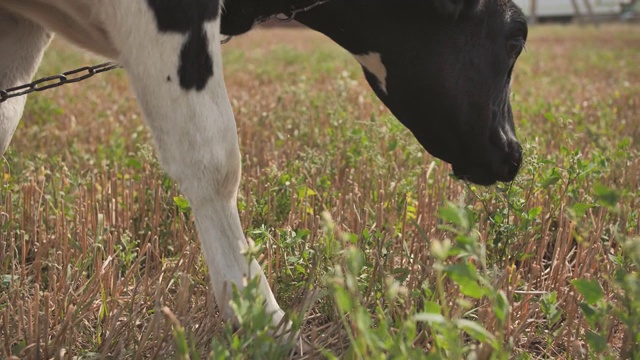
<box><xmin>0</xmin><ymin>0</ymin><xmax>527</xmax><ymax>332</ymax></box>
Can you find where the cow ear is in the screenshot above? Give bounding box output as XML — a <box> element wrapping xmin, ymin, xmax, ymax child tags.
<box><xmin>433</xmin><ymin>0</ymin><xmax>479</xmax><ymax>19</ymax></box>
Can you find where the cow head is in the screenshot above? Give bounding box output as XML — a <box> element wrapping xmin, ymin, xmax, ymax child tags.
<box><xmin>222</xmin><ymin>0</ymin><xmax>528</xmax><ymax>185</ymax></box>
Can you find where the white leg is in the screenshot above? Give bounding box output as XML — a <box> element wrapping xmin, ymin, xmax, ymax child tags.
<box><xmin>98</xmin><ymin>1</ymin><xmax>286</xmax><ymax>327</ymax></box>
<box><xmin>0</xmin><ymin>9</ymin><xmax>52</xmax><ymax>155</ymax></box>
<box><xmin>0</xmin><ymin>0</ymin><xmax>286</xmax><ymax>330</ymax></box>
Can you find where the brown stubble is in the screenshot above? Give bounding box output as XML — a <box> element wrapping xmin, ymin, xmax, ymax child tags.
<box><xmin>1</xmin><ymin>155</ymin><xmax>221</xmax><ymax>357</ymax></box>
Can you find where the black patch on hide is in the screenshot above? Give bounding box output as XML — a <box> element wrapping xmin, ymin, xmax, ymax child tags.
<box><xmin>147</xmin><ymin>0</ymin><xmax>219</xmax><ymax>90</ymax></box>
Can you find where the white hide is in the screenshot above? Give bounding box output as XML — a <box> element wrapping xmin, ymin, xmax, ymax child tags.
<box><xmin>0</xmin><ymin>10</ymin><xmax>51</xmax><ymax>154</ymax></box>
<box><xmin>354</xmin><ymin>52</ymin><xmax>388</xmax><ymax>94</ymax></box>
<box><xmin>0</xmin><ymin>0</ymin><xmax>286</xmax><ymax>330</ymax></box>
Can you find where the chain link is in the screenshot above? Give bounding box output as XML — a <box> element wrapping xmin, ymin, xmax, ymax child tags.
<box><xmin>0</xmin><ymin>62</ymin><xmax>119</xmax><ymax>103</ymax></box>
<box><xmin>0</xmin><ymin>0</ymin><xmax>332</xmax><ymax>103</ymax></box>
<box><xmin>277</xmin><ymin>0</ymin><xmax>332</xmax><ymax>22</ymax></box>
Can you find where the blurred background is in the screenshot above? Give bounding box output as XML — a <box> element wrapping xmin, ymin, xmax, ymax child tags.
<box><xmin>514</xmin><ymin>0</ymin><xmax>639</xmax><ymax>23</ymax></box>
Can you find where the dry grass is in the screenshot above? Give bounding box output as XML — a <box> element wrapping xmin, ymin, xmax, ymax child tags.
<box><xmin>1</xmin><ymin>25</ymin><xmax>639</xmax><ymax>358</ymax></box>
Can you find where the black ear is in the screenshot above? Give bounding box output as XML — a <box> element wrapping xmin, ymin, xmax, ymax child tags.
<box><xmin>433</xmin><ymin>0</ymin><xmax>479</xmax><ymax>19</ymax></box>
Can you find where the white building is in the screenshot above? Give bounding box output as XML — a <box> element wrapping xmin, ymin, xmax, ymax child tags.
<box><xmin>512</xmin><ymin>0</ymin><xmax>625</xmax><ymax>18</ymax></box>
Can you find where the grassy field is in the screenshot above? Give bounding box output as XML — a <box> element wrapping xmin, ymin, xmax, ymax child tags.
<box><xmin>1</xmin><ymin>24</ymin><xmax>639</xmax><ymax>359</ymax></box>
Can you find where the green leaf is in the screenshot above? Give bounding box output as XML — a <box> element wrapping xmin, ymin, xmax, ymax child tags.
<box><xmin>345</xmin><ymin>247</ymin><xmax>364</xmax><ymax>275</ymax></box>
<box><xmin>438</xmin><ymin>202</ymin><xmax>468</xmax><ymax>229</ymax></box>
<box><xmin>354</xmin><ymin>307</ymin><xmax>371</xmax><ymax>331</ymax></box>
<box><xmin>541</xmin><ymin>168</ymin><xmax>561</xmax><ymax>188</ymax></box>
<box><xmin>585</xmin><ymin>330</ymin><xmax>608</xmax><ymax>353</ymax></box>
<box><xmin>493</xmin><ymin>291</ymin><xmax>509</xmax><ymax>323</ymax></box>
<box><xmin>430</xmin><ymin>239</ymin><xmax>451</xmax><ymax>261</ymax></box>
<box><xmin>572</xmin><ymin>279</ymin><xmax>604</xmax><ymax>304</ymax></box>
<box><xmin>528</xmin><ymin>207</ymin><xmax>542</xmax><ymax>220</ymax></box>
<box><xmin>173</xmin><ymin>196</ymin><xmax>191</xmax><ymax>211</ymax></box>
<box><xmin>1</xmin><ymin>275</ymin><xmax>19</xmax><ymax>287</ymax></box>
<box><xmin>445</xmin><ymin>263</ymin><xmax>484</xmax><ymax>299</ymax></box>
<box><xmin>423</xmin><ymin>301</ymin><xmax>441</xmax><ymax>314</ymax></box>
<box><xmin>297</xmin><ymin>186</ymin><xmax>317</xmax><ymax>198</ymax></box>
<box><xmin>413</xmin><ymin>313</ymin><xmax>446</xmax><ymax>325</ymax></box>
<box><xmin>594</xmin><ymin>184</ymin><xmax>620</xmax><ymax>208</ymax></box>
<box><xmin>579</xmin><ymin>303</ymin><xmax>599</xmax><ymax>328</ymax></box>
<box><xmin>126</xmin><ymin>158</ymin><xmax>143</xmax><ymax>170</ymax></box>
<box><xmin>541</xmin><ymin>292</ymin><xmax>562</xmax><ymax>326</ymax></box>
<box><xmin>391</xmin><ymin>267</ymin><xmax>410</xmax><ymax>282</ymax></box>
<box><xmin>572</xmin><ymin>203</ymin><xmax>594</xmax><ymax>218</ymax></box>
<box><xmin>334</xmin><ymin>287</ymin><xmax>353</xmax><ymax>313</ymax></box>
<box><xmin>455</xmin><ymin>319</ymin><xmax>497</xmax><ymax>346</ymax></box>
<box><xmin>387</xmin><ymin>138</ymin><xmax>399</xmax><ymax>152</ymax></box>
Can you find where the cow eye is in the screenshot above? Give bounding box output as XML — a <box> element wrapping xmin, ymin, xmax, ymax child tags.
<box><xmin>507</xmin><ymin>38</ymin><xmax>525</xmax><ymax>59</ymax></box>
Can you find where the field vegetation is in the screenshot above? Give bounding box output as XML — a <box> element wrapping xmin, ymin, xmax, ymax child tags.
<box><xmin>1</xmin><ymin>24</ymin><xmax>639</xmax><ymax>359</ymax></box>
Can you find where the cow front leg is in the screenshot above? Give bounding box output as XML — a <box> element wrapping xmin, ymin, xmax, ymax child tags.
<box><xmin>101</xmin><ymin>1</ymin><xmax>286</xmax><ymax>329</ymax></box>
<box><xmin>0</xmin><ymin>9</ymin><xmax>52</xmax><ymax>155</ymax></box>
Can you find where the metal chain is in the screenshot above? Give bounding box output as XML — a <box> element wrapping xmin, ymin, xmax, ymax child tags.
<box><xmin>276</xmin><ymin>0</ymin><xmax>332</xmax><ymax>22</ymax></box>
<box><xmin>0</xmin><ymin>62</ymin><xmax>119</xmax><ymax>103</ymax></box>
<box><xmin>0</xmin><ymin>0</ymin><xmax>332</xmax><ymax>103</ymax></box>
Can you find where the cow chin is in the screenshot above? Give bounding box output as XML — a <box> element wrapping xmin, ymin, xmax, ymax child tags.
<box><xmin>450</xmin><ymin>147</ymin><xmax>521</xmax><ymax>186</ymax></box>
<box><xmin>451</xmin><ymin>163</ymin><xmax>501</xmax><ymax>186</ymax></box>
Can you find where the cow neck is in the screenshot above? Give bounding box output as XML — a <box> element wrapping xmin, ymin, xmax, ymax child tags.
<box><xmin>293</xmin><ymin>2</ymin><xmax>376</xmax><ymax>55</ymax></box>
<box><xmin>220</xmin><ymin>0</ymin><xmax>332</xmax><ymax>36</ymax></box>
